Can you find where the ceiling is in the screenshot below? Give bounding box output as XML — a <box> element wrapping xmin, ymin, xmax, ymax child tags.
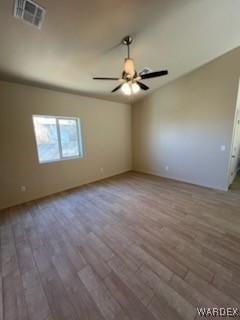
<box><xmin>0</xmin><ymin>0</ymin><xmax>240</xmax><ymax>103</ymax></box>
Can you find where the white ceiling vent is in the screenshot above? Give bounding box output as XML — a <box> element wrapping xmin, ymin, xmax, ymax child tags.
<box><xmin>14</xmin><ymin>0</ymin><xmax>45</xmax><ymax>29</ymax></box>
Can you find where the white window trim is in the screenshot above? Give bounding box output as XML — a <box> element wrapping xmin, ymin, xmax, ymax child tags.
<box><xmin>32</xmin><ymin>115</ymin><xmax>83</xmax><ymax>164</ymax></box>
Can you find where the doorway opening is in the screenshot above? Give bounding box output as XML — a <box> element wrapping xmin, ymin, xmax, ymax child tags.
<box><xmin>229</xmin><ymin>80</ymin><xmax>240</xmax><ymax>189</ymax></box>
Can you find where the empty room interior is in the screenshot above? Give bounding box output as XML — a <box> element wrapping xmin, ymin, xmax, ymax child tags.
<box><xmin>1</xmin><ymin>0</ymin><xmax>240</xmax><ymax>319</ymax></box>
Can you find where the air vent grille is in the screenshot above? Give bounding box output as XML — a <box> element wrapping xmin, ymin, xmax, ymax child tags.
<box><xmin>14</xmin><ymin>0</ymin><xmax>45</xmax><ymax>29</ymax></box>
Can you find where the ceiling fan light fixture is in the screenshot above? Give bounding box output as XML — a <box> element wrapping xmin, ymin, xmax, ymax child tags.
<box><xmin>121</xmin><ymin>82</ymin><xmax>140</xmax><ymax>95</ymax></box>
<box><xmin>132</xmin><ymin>82</ymin><xmax>140</xmax><ymax>94</ymax></box>
<box><xmin>121</xmin><ymin>82</ymin><xmax>131</xmax><ymax>95</ymax></box>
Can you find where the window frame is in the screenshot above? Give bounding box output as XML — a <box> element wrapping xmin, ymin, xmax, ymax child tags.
<box><xmin>32</xmin><ymin>115</ymin><xmax>83</xmax><ymax>164</ymax></box>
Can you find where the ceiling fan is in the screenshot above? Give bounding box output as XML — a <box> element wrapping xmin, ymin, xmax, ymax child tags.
<box><xmin>93</xmin><ymin>35</ymin><xmax>168</xmax><ymax>95</ymax></box>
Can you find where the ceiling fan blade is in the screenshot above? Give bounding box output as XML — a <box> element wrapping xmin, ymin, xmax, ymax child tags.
<box><xmin>137</xmin><ymin>81</ymin><xmax>149</xmax><ymax>91</ymax></box>
<box><xmin>140</xmin><ymin>70</ymin><xmax>168</xmax><ymax>80</ymax></box>
<box><xmin>111</xmin><ymin>84</ymin><xmax>123</xmax><ymax>93</ymax></box>
<box><xmin>93</xmin><ymin>77</ymin><xmax>119</xmax><ymax>80</ymax></box>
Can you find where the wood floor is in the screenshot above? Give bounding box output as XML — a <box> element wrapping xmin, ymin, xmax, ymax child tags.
<box><xmin>0</xmin><ymin>172</ymin><xmax>240</xmax><ymax>320</ymax></box>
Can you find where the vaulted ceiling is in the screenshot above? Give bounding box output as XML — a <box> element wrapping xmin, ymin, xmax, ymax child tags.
<box><xmin>0</xmin><ymin>0</ymin><xmax>240</xmax><ymax>103</ymax></box>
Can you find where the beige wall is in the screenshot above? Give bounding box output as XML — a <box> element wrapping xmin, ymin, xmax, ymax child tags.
<box><xmin>132</xmin><ymin>47</ymin><xmax>240</xmax><ymax>191</ymax></box>
<box><xmin>0</xmin><ymin>81</ymin><xmax>132</xmax><ymax>209</ymax></box>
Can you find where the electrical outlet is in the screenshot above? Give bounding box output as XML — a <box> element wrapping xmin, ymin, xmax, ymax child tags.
<box><xmin>220</xmin><ymin>145</ymin><xmax>226</xmax><ymax>152</ymax></box>
<box><xmin>20</xmin><ymin>186</ymin><xmax>26</xmax><ymax>192</ymax></box>
<box><xmin>165</xmin><ymin>166</ymin><xmax>169</xmax><ymax>171</ymax></box>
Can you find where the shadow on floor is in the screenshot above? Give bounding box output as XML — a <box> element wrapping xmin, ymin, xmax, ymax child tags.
<box><xmin>230</xmin><ymin>175</ymin><xmax>240</xmax><ymax>193</ymax></box>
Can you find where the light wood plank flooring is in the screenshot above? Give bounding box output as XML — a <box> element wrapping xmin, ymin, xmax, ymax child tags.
<box><xmin>0</xmin><ymin>172</ymin><xmax>240</xmax><ymax>320</ymax></box>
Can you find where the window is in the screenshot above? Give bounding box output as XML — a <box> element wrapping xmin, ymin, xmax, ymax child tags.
<box><xmin>33</xmin><ymin>115</ymin><xmax>83</xmax><ymax>163</ymax></box>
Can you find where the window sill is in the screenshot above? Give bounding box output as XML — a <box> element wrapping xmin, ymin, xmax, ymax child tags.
<box><xmin>39</xmin><ymin>155</ymin><xmax>83</xmax><ymax>165</ymax></box>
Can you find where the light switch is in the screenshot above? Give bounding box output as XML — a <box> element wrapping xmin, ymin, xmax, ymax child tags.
<box><xmin>220</xmin><ymin>145</ymin><xmax>226</xmax><ymax>152</ymax></box>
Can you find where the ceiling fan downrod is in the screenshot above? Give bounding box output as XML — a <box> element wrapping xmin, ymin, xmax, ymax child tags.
<box><xmin>122</xmin><ymin>35</ymin><xmax>133</xmax><ymax>59</ymax></box>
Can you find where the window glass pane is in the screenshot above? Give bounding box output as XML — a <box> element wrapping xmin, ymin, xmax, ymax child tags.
<box><xmin>33</xmin><ymin>116</ymin><xmax>60</xmax><ymax>163</ymax></box>
<box><xmin>59</xmin><ymin>119</ymin><xmax>80</xmax><ymax>158</ymax></box>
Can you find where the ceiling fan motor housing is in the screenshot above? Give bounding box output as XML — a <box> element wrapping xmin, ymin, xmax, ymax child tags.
<box><xmin>124</xmin><ymin>58</ymin><xmax>135</xmax><ymax>77</ymax></box>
